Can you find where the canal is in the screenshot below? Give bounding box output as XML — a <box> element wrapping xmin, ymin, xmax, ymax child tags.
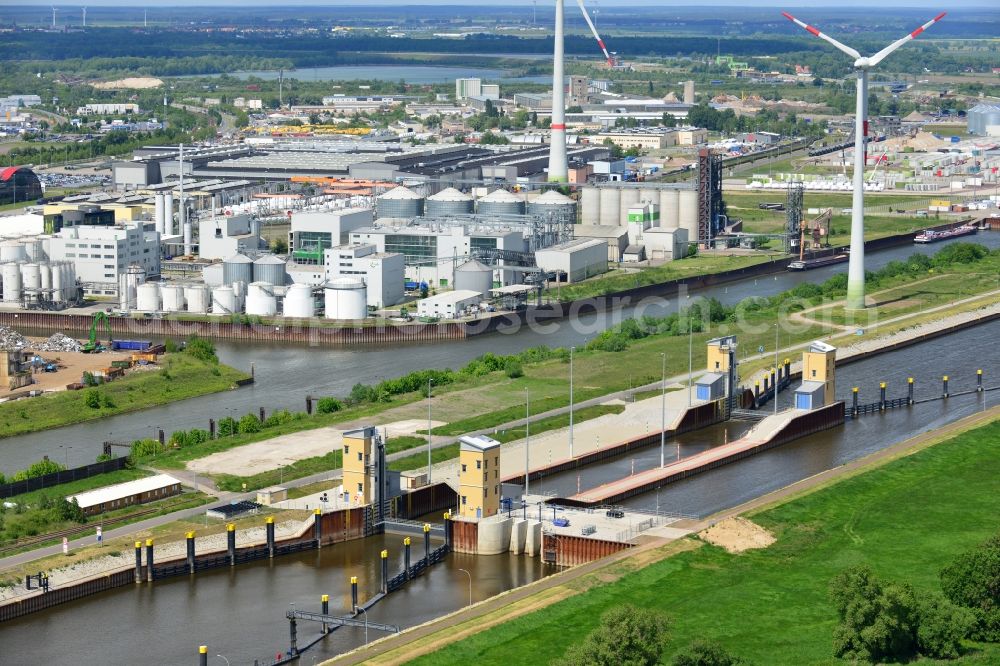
<box><xmin>1</xmin><ymin>232</ymin><xmax>997</xmax><ymax>474</ymax></box>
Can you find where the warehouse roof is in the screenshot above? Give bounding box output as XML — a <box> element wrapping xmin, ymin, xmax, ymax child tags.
<box><xmin>459</xmin><ymin>434</ymin><xmax>501</xmax><ymax>452</ymax></box>
<box><xmin>420</xmin><ymin>289</ymin><xmax>481</xmax><ymax>306</ymax></box>
<box><xmin>66</xmin><ymin>473</ymin><xmax>181</xmax><ymax>510</ymax></box>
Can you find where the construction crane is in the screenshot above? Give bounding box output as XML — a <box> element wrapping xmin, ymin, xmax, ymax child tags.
<box><xmin>81</xmin><ymin>311</ymin><xmax>112</xmax><ymax>353</ymax></box>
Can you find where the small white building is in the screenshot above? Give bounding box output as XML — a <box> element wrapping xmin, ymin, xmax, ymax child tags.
<box><xmin>197</xmin><ymin>214</ymin><xmax>263</xmax><ymax>261</ymax></box>
<box><xmin>66</xmin><ymin>473</ymin><xmax>182</xmax><ymax>516</ymax></box>
<box><xmin>535</xmin><ymin>238</ymin><xmax>608</xmax><ymax>283</ymax></box>
<box><xmin>49</xmin><ymin>224</ymin><xmax>160</xmax><ymax>296</ymax></box>
<box><xmin>639</xmin><ymin>227</ymin><xmax>689</xmax><ymax>261</ymax></box>
<box><xmin>417</xmin><ymin>290</ymin><xmax>482</xmax><ymax>319</ymax></box>
<box><xmin>76</xmin><ymin>103</ymin><xmax>140</xmax><ymax>116</ymax></box>
<box><xmin>573</xmin><ymin>225</ymin><xmax>630</xmax><ymax>262</ymax></box>
<box><xmin>324</xmin><ymin>243</ymin><xmax>405</xmax><ymax>308</ymax></box>
<box><xmin>289</xmin><ymin>208</ymin><xmax>374</xmax><ymax>264</ymax></box>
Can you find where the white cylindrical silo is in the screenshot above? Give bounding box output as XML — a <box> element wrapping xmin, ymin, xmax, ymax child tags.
<box><xmin>39</xmin><ymin>262</ymin><xmax>51</xmax><ymax>292</ymax></box>
<box><xmin>245</xmin><ymin>281</ymin><xmax>277</xmax><ymax>316</ymax></box>
<box><xmin>2</xmin><ymin>263</ymin><xmax>22</xmax><ymax>303</ymax></box>
<box><xmin>639</xmin><ymin>188</ymin><xmax>659</xmax><ymax>207</ymax></box>
<box><xmin>62</xmin><ymin>263</ymin><xmax>76</xmax><ymax>303</ymax></box>
<box><xmin>252</xmin><ymin>254</ymin><xmax>287</xmax><ymax>286</ymax></box>
<box><xmin>619</xmin><ymin>188</ymin><xmax>641</xmax><ymax>223</ymax></box>
<box><xmin>454</xmin><ymin>260</ymin><xmax>494</xmax><ymax>297</ymax></box>
<box><xmin>155</xmin><ymin>194</ymin><xmax>166</xmax><ymax>234</ymax></box>
<box><xmin>1</xmin><ymin>241</ymin><xmax>26</xmax><ymax>263</ymax></box>
<box><xmin>599</xmin><ymin>187</ymin><xmax>621</xmax><ymax>226</ymax></box>
<box><xmin>580</xmin><ymin>187</ymin><xmax>600</xmax><ymax>225</ymax></box>
<box><xmin>324</xmin><ymin>277</ymin><xmax>367</xmax><ymax>320</ymax></box>
<box><xmin>164</xmin><ymin>193</ymin><xmax>174</xmax><ymax>236</ymax></box>
<box><xmin>160</xmin><ymin>284</ymin><xmax>185</xmax><ymax>312</ymax></box>
<box><xmin>136</xmin><ymin>282</ymin><xmax>161</xmax><ymax>312</ymax></box>
<box><xmin>212</xmin><ymin>286</ymin><xmax>237</xmax><ymax>314</ymax></box>
<box><xmin>184</xmin><ymin>284</ymin><xmax>210</xmax><ymax>313</ymax></box>
<box><xmin>51</xmin><ymin>261</ymin><xmax>64</xmax><ymax>302</ymax></box>
<box><xmin>282</xmin><ymin>283</ymin><xmax>315</xmax><ymax>318</ymax></box>
<box><xmin>20</xmin><ymin>263</ymin><xmax>41</xmax><ymax>292</ymax></box>
<box><xmin>22</xmin><ymin>239</ymin><xmax>43</xmax><ymax>263</ymax></box>
<box><xmin>659</xmin><ymin>189</ymin><xmax>680</xmax><ymax>230</ymax></box>
<box><xmin>679</xmin><ymin>190</ymin><xmax>699</xmax><ymax>243</ymax></box>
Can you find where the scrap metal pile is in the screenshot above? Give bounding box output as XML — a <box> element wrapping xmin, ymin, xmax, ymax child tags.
<box><xmin>0</xmin><ymin>327</ymin><xmax>81</xmax><ymax>353</ymax></box>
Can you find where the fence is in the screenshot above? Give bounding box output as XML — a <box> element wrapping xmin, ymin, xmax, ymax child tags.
<box><xmin>0</xmin><ymin>456</ymin><xmax>128</xmax><ymax>499</ymax></box>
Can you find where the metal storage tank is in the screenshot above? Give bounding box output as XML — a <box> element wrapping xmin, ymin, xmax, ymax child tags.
<box><xmin>51</xmin><ymin>261</ymin><xmax>64</xmax><ymax>302</ymax></box>
<box><xmin>154</xmin><ymin>194</ymin><xmax>165</xmax><ymax>234</ymax></box>
<box><xmin>659</xmin><ymin>189</ymin><xmax>680</xmax><ymax>230</ymax></box>
<box><xmin>22</xmin><ymin>239</ymin><xmax>44</xmax><ymax>263</ymax></box>
<box><xmin>184</xmin><ymin>284</ymin><xmax>210</xmax><ymax>314</ymax></box>
<box><xmin>579</xmin><ymin>187</ymin><xmax>601</xmax><ymax>225</ymax></box>
<box><xmin>62</xmin><ymin>263</ymin><xmax>77</xmax><ymax>303</ymax></box>
<box><xmin>136</xmin><ymin>282</ymin><xmax>161</xmax><ymax>312</ymax></box>
<box><xmin>454</xmin><ymin>260</ymin><xmax>494</xmax><ymax>297</ymax></box>
<box><xmin>599</xmin><ymin>187</ymin><xmax>621</xmax><ymax>226</ymax></box>
<box><xmin>164</xmin><ymin>193</ymin><xmax>174</xmax><ymax>236</ymax></box>
<box><xmin>528</xmin><ymin>190</ymin><xmax>577</xmax><ymax>226</ymax></box>
<box><xmin>160</xmin><ymin>284</ymin><xmax>185</xmax><ymax>312</ymax></box>
<box><xmin>376</xmin><ymin>186</ymin><xmax>424</xmax><ymax>219</ymax></box>
<box><xmin>223</xmin><ymin>254</ymin><xmax>254</xmax><ymax>286</ymax></box>
<box><xmin>245</xmin><ymin>282</ymin><xmax>277</xmax><ymax>317</ymax></box>
<box><xmin>253</xmin><ymin>254</ymin><xmax>287</xmax><ymax>286</ymax></box>
<box><xmin>2</xmin><ymin>263</ymin><xmax>22</xmax><ymax>303</ymax></box>
<box><xmin>639</xmin><ymin>188</ymin><xmax>659</xmax><ymax>207</ymax></box>
<box><xmin>477</xmin><ymin>189</ymin><xmax>525</xmax><ymax>216</ymax></box>
<box><xmin>1</xmin><ymin>241</ymin><xmax>26</xmax><ymax>263</ymax></box>
<box><xmin>619</xmin><ymin>188</ymin><xmax>641</xmax><ymax>223</ymax></box>
<box><xmin>212</xmin><ymin>286</ymin><xmax>237</xmax><ymax>314</ymax></box>
<box><xmin>425</xmin><ymin>187</ymin><xmax>474</xmax><ymax>216</ymax></box>
<box><xmin>324</xmin><ymin>277</ymin><xmax>367</xmax><ymax>320</ymax></box>
<box><xmin>679</xmin><ymin>190</ymin><xmax>699</xmax><ymax>243</ymax></box>
<box><xmin>20</xmin><ymin>263</ymin><xmax>41</xmax><ymax>292</ymax></box>
<box><xmin>39</xmin><ymin>262</ymin><xmax>51</xmax><ymax>293</ymax></box>
<box><xmin>282</xmin><ymin>283</ymin><xmax>315</xmax><ymax>318</ymax></box>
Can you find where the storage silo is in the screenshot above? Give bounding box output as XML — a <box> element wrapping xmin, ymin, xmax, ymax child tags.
<box><xmin>253</xmin><ymin>254</ymin><xmax>287</xmax><ymax>286</ymax></box>
<box><xmin>425</xmin><ymin>187</ymin><xmax>474</xmax><ymax>216</ymax></box>
<box><xmin>679</xmin><ymin>190</ymin><xmax>699</xmax><ymax>243</ymax></box>
<box><xmin>376</xmin><ymin>186</ymin><xmax>424</xmax><ymax>219</ymax></box>
<box><xmin>454</xmin><ymin>260</ymin><xmax>494</xmax><ymax>297</ymax></box>
<box><xmin>659</xmin><ymin>189</ymin><xmax>680</xmax><ymax>230</ymax></box>
<box><xmin>212</xmin><ymin>286</ymin><xmax>237</xmax><ymax>314</ymax></box>
<box><xmin>639</xmin><ymin>188</ymin><xmax>659</xmax><ymax>207</ymax></box>
<box><xmin>154</xmin><ymin>194</ymin><xmax>165</xmax><ymax>234</ymax></box>
<box><xmin>2</xmin><ymin>263</ymin><xmax>22</xmax><ymax>303</ymax></box>
<box><xmin>160</xmin><ymin>284</ymin><xmax>185</xmax><ymax>312</ymax></box>
<box><xmin>51</xmin><ymin>261</ymin><xmax>64</xmax><ymax>303</ymax></box>
<box><xmin>282</xmin><ymin>283</ymin><xmax>315</xmax><ymax>318</ymax></box>
<box><xmin>20</xmin><ymin>263</ymin><xmax>41</xmax><ymax>292</ymax></box>
<box><xmin>164</xmin><ymin>193</ymin><xmax>174</xmax><ymax>236</ymax></box>
<box><xmin>39</xmin><ymin>263</ymin><xmax>51</xmax><ymax>294</ymax></box>
<box><xmin>61</xmin><ymin>263</ymin><xmax>77</xmax><ymax>303</ymax></box>
<box><xmin>619</xmin><ymin>188</ymin><xmax>641</xmax><ymax>224</ymax></box>
<box><xmin>136</xmin><ymin>282</ymin><xmax>161</xmax><ymax>312</ymax></box>
<box><xmin>580</xmin><ymin>187</ymin><xmax>601</xmax><ymax>225</ymax></box>
<box><xmin>528</xmin><ymin>190</ymin><xmax>577</xmax><ymax>226</ymax></box>
<box><xmin>324</xmin><ymin>277</ymin><xmax>367</xmax><ymax>320</ymax></box>
<box><xmin>1</xmin><ymin>241</ymin><xmax>26</xmax><ymax>263</ymax></box>
<box><xmin>245</xmin><ymin>282</ymin><xmax>277</xmax><ymax>317</ymax></box>
<box><xmin>477</xmin><ymin>189</ymin><xmax>525</xmax><ymax>216</ymax></box>
<box><xmin>185</xmin><ymin>284</ymin><xmax>210</xmax><ymax>314</ymax></box>
<box><xmin>22</xmin><ymin>239</ymin><xmax>44</xmax><ymax>263</ymax></box>
<box><xmin>223</xmin><ymin>254</ymin><xmax>254</xmax><ymax>286</ymax></box>
<box><xmin>599</xmin><ymin>187</ymin><xmax>621</xmax><ymax>226</ymax></box>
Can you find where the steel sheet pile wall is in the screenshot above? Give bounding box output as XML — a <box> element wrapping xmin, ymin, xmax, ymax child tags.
<box><xmin>541</xmin><ymin>533</ymin><xmax>630</xmax><ymax>567</ymax></box>
<box><xmin>394</xmin><ymin>483</ymin><xmax>457</xmax><ymax>520</ymax></box>
<box><xmin>450</xmin><ymin>520</ymin><xmax>480</xmax><ymax>555</ymax></box>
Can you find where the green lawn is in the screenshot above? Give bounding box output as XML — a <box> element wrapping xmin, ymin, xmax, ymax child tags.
<box><xmin>0</xmin><ymin>353</ymin><xmax>250</xmax><ymax>439</ymax></box>
<box><xmin>413</xmin><ymin>418</ymin><xmax>1000</xmax><ymax>665</ymax></box>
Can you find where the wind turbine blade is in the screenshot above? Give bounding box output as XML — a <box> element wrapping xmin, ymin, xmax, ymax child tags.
<box><xmin>867</xmin><ymin>12</ymin><xmax>946</xmax><ymax>67</ymax></box>
<box><xmin>577</xmin><ymin>0</ymin><xmax>614</xmax><ymax>67</ymax></box>
<box><xmin>781</xmin><ymin>11</ymin><xmax>861</xmax><ymax>60</ymax></box>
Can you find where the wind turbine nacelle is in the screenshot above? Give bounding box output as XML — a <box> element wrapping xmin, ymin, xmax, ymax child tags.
<box><xmin>854</xmin><ymin>58</ymin><xmax>873</xmax><ymax>69</ymax></box>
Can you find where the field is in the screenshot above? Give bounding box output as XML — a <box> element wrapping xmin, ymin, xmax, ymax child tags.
<box><xmin>409</xmin><ymin>416</ymin><xmax>1000</xmax><ymax>665</ymax></box>
<box><xmin>0</xmin><ymin>353</ymin><xmax>250</xmax><ymax>439</ymax></box>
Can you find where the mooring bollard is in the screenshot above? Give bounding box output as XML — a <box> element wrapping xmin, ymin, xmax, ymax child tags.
<box><xmin>186</xmin><ymin>532</ymin><xmax>196</xmax><ymax>574</ymax></box>
<box><xmin>784</xmin><ymin>358</ymin><xmax>791</xmax><ymax>382</ymax></box>
<box><xmin>763</xmin><ymin>375</ymin><xmax>770</xmax><ymax>396</ymax></box>
<box><xmin>313</xmin><ymin>508</ymin><xmax>323</xmax><ymax>547</ymax></box>
<box><xmin>266</xmin><ymin>516</ymin><xmax>275</xmax><ymax>558</ymax></box>
<box><xmin>424</xmin><ymin>523</ymin><xmax>432</xmax><ymax>563</ymax></box>
<box><xmin>158</xmin><ymin>429</ymin><xmax>165</xmax><ymax>446</ymax></box>
<box><xmin>852</xmin><ymin>387</ymin><xmax>859</xmax><ymax>416</ymax></box>
<box><xmin>879</xmin><ymin>382</ymin><xmax>887</xmax><ymax>411</ymax></box>
<box><xmin>321</xmin><ymin>594</ymin><xmax>330</xmax><ymax>634</ymax></box>
<box><xmin>305</xmin><ymin>395</ymin><xmax>313</xmax><ymax>415</ymax></box>
<box><xmin>259</xmin><ymin>406</ymin><xmax>266</xmax><ymax>422</ymax></box>
<box><xmin>288</xmin><ymin>616</ymin><xmax>298</xmax><ymax>656</ymax></box>
<box><xmin>351</xmin><ymin>576</ymin><xmax>359</xmax><ymax>613</ymax></box>
<box><xmin>380</xmin><ymin>549</ymin><xmax>389</xmax><ymax>594</ymax></box>
<box><xmin>978</xmin><ymin>369</ymin><xmax>983</xmax><ymax>392</ymax></box>
<box><xmin>145</xmin><ymin>539</ymin><xmax>154</xmax><ymax>582</ymax></box>
<box><xmin>209</xmin><ymin>419</ymin><xmax>216</xmax><ymax>440</ymax></box>
<box><xmin>943</xmin><ymin>375</ymin><xmax>950</xmax><ymax>398</ymax></box>
<box><xmin>754</xmin><ymin>380</ymin><xmax>761</xmax><ymax>402</ymax></box>
<box><xmin>404</xmin><ymin>537</ymin><xmax>411</xmax><ymax>580</ymax></box>
<box><xmin>908</xmin><ymin>378</ymin><xmax>915</xmax><ymax>405</ymax></box>
<box><xmin>198</xmin><ymin>645</ymin><xmax>208</xmax><ymax>666</ymax></box>
<box><xmin>444</xmin><ymin>511</ymin><xmax>453</xmax><ymax>550</ymax></box>
<box><xmin>134</xmin><ymin>541</ymin><xmax>143</xmax><ymax>584</ymax></box>
<box><xmin>227</xmin><ymin>524</ymin><xmax>236</xmax><ymax>566</ymax></box>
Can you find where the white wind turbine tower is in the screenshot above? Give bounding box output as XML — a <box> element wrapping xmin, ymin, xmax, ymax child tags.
<box><xmin>51</xmin><ymin>6</ymin><xmax>58</xmax><ymax>29</ymax></box>
<box><xmin>81</xmin><ymin>7</ymin><xmax>87</xmax><ymax>27</ymax></box>
<box><xmin>783</xmin><ymin>11</ymin><xmax>945</xmax><ymax>310</ymax></box>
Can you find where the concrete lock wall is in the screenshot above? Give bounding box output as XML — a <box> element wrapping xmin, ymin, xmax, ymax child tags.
<box><xmin>524</xmin><ymin>521</ymin><xmax>542</xmax><ymax>557</ymax></box>
<box><xmin>509</xmin><ymin>519</ymin><xmax>527</xmax><ymax>554</ymax></box>
<box><xmin>477</xmin><ymin>517</ymin><xmax>513</xmax><ymax>555</ymax></box>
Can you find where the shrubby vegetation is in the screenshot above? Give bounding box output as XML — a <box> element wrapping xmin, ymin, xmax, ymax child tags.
<box><xmin>940</xmin><ymin>533</ymin><xmax>1000</xmax><ymax>642</ymax></box>
<box><xmin>553</xmin><ymin>605</ymin><xmax>671</xmax><ymax>666</ymax></box>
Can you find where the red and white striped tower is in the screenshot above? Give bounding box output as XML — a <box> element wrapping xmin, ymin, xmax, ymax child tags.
<box><xmin>547</xmin><ymin>0</ymin><xmax>568</xmax><ymax>183</ymax></box>
<box><xmin>782</xmin><ymin>11</ymin><xmax>945</xmax><ymax>310</ymax></box>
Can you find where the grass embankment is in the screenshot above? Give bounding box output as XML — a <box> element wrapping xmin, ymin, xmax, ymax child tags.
<box><xmin>408</xmin><ymin>417</ymin><xmax>1000</xmax><ymax>666</ymax></box>
<box><xmin>0</xmin><ymin>353</ymin><xmax>250</xmax><ymax>439</ymax></box>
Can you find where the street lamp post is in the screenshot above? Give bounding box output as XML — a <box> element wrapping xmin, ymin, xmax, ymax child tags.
<box><xmin>774</xmin><ymin>323</ymin><xmax>780</xmax><ymax>416</ymax></box>
<box><xmin>357</xmin><ymin>606</ymin><xmax>369</xmax><ymax>645</ymax></box>
<box><xmin>427</xmin><ymin>378</ymin><xmax>434</xmax><ymax>483</ymax></box>
<box><xmin>568</xmin><ymin>346</ymin><xmax>575</xmax><ymax>458</ymax></box>
<box><xmin>660</xmin><ymin>353</ymin><xmax>666</xmax><ymax>469</ymax></box>
<box><xmin>525</xmin><ymin>388</ymin><xmax>530</xmax><ymax>500</ymax></box>
<box><xmin>458</xmin><ymin>568</ymin><xmax>472</xmax><ymax>606</ymax></box>
<box><xmin>687</xmin><ymin>315</ymin><xmax>693</xmax><ymax>407</ymax></box>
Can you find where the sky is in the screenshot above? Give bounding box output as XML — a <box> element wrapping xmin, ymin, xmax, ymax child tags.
<box><xmin>8</xmin><ymin>1</ymin><xmax>995</xmax><ymax>7</ymax></box>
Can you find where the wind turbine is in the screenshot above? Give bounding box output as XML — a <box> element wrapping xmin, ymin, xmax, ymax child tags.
<box><xmin>50</xmin><ymin>6</ymin><xmax>58</xmax><ymax>29</ymax></box>
<box><xmin>782</xmin><ymin>11</ymin><xmax>945</xmax><ymax>310</ymax></box>
<box><xmin>81</xmin><ymin>7</ymin><xmax>86</xmax><ymax>27</ymax></box>
<box><xmin>577</xmin><ymin>0</ymin><xmax>614</xmax><ymax>68</ymax></box>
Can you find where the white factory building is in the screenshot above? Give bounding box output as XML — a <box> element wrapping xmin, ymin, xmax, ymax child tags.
<box><xmin>289</xmin><ymin>208</ymin><xmax>374</xmax><ymax>264</ymax></box>
<box><xmin>198</xmin><ymin>214</ymin><xmax>264</xmax><ymax>261</ymax></box>
<box><xmin>324</xmin><ymin>244</ymin><xmax>405</xmax><ymax>309</ymax></box>
<box><xmin>416</xmin><ymin>290</ymin><xmax>483</xmax><ymax>319</ymax></box>
<box><xmin>535</xmin><ymin>239</ymin><xmax>608</xmax><ymax>283</ymax></box>
<box><xmin>48</xmin><ymin>224</ymin><xmax>160</xmax><ymax>296</ymax></box>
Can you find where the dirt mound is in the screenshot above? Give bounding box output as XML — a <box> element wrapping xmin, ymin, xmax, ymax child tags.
<box><xmin>92</xmin><ymin>77</ymin><xmax>163</xmax><ymax>90</ymax></box>
<box><xmin>700</xmin><ymin>517</ymin><xmax>775</xmax><ymax>553</ymax></box>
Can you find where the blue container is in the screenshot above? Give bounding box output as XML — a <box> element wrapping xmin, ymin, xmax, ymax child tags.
<box><xmin>951</xmin><ymin>136</ymin><xmax>960</xmax><ymax>143</ymax></box>
<box><xmin>112</xmin><ymin>340</ymin><xmax>151</xmax><ymax>351</ymax></box>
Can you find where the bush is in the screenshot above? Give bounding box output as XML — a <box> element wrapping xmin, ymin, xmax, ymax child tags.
<box><xmin>58</xmin><ymin>498</ymin><xmax>86</xmax><ymax>524</ymax></box>
<box><xmin>316</xmin><ymin>398</ymin><xmax>343</xmax><ymax>414</ymax></box>
<box><xmin>95</xmin><ymin>453</ymin><xmax>114</xmax><ymax>463</ymax></box>
<box><xmin>264</xmin><ymin>410</ymin><xmax>296</xmax><ymax>427</ymax></box>
<box><xmin>917</xmin><ymin>595</ymin><xmax>974</xmax><ymax>659</ymax></box>
<box><xmin>940</xmin><ymin>533</ymin><xmax>1000</xmax><ymax>641</ymax></box>
<box><xmin>164</xmin><ymin>338</ymin><xmax>179</xmax><ymax>353</ymax></box>
<box><xmin>830</xmin><ymin>566</ymin><xmax>920</xmax><ymax>663</ymax></box>
<box><xmin>185</xmin><ymin>335</ymin><xmax>218</xmax><ymax>364</ymax></box>
<box><xmin>504</xmin><ymin>359</ymin><xmax>524</xmax><ymax>379</ymax></box>
<box><xmin>11</xmin><ymin>458</ymin><xmax>66</xmax><ymax>482</ymax></box>
<box><xmin>217</xmin><ymin>416</ymin><xmax>238</xmax><ymax>437</ymax></box>
<box><xmin>84</xmin><ymin>388</ymin><xmax>101</xmax><ymax>409</ymax></box>
<box><xmin>100</xmin><ymin>393</ymin><xmax>115</xmax><ymax>409</ymax></box>
<box><xmin>671</xmin><ymin>640</ymin><xmax>748</xmax><ymax>666</ymax></box>
<box><xmin>82</xmin><ymin>371</ymin><xmax>98</xmax><ymax>387</ymax></box>
<box><xmin>553</xmin><ymin>604</ymin><xmax>669</xmax><ymax>666</ymax></box>
<box><xmin>129</xmin><ymin>438</ymin><xmax>163</xmax><ymax>460</ymax></box>
<box><xmin>237</xmin><ymin>413</ymin><xmax>262</xmax><ymax>434</ymax></box>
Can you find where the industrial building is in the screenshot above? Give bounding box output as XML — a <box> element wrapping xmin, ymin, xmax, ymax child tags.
<box><xmin>48</xmin><ymin>223</ymin><xmax>159</xmax><ymax>296</ymax></box>
<box><xmin>0</xmin><ymin>167</ymin><xmax>42</xmax><ymax>206</ymax></box>
<box><xmin>289</xmin><ymin>208</ymin><xmax>374</xmax><ymax>264</ymax></box>
<box><xmin>417</xmin><ymin>289</ymin><xmax>483</xmax><ymax>320</ymax></box>
<box><xmin>198</xmin><ymin>214</ymin><xmax>264</xmax><ymax>261</ymax></box>
<box><xmin>455</xmin><ymin>78</ymin><xmax>483</xmax><ymax>100</ymax></box>
<box><xmin>794</xmin><ymin>341</ymin><xmax>837</xmax><ymax>410</ymax></box>
<box><xmin>324</xmin><ymin>243</ymin><xmax>405</xmax><ymax>308</ymax></box>
<box><xmin>534</xmin><ymin>238</ymin><xmax>608</xmax><ymax>283</ymax></box>
<box><xmin>968</xmin><ymin>104</ymin><xmax>1000</xmax><ymax>136</ymax></box>
<box><xmin>66</xmin><ymin>473</ymin><xmax>182</xmax><ymax>517</ymax></box>
<box><xmin>458</xmin><ymin>434</ymin><xmax>502</xmax><ymax>520</ymax></box>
